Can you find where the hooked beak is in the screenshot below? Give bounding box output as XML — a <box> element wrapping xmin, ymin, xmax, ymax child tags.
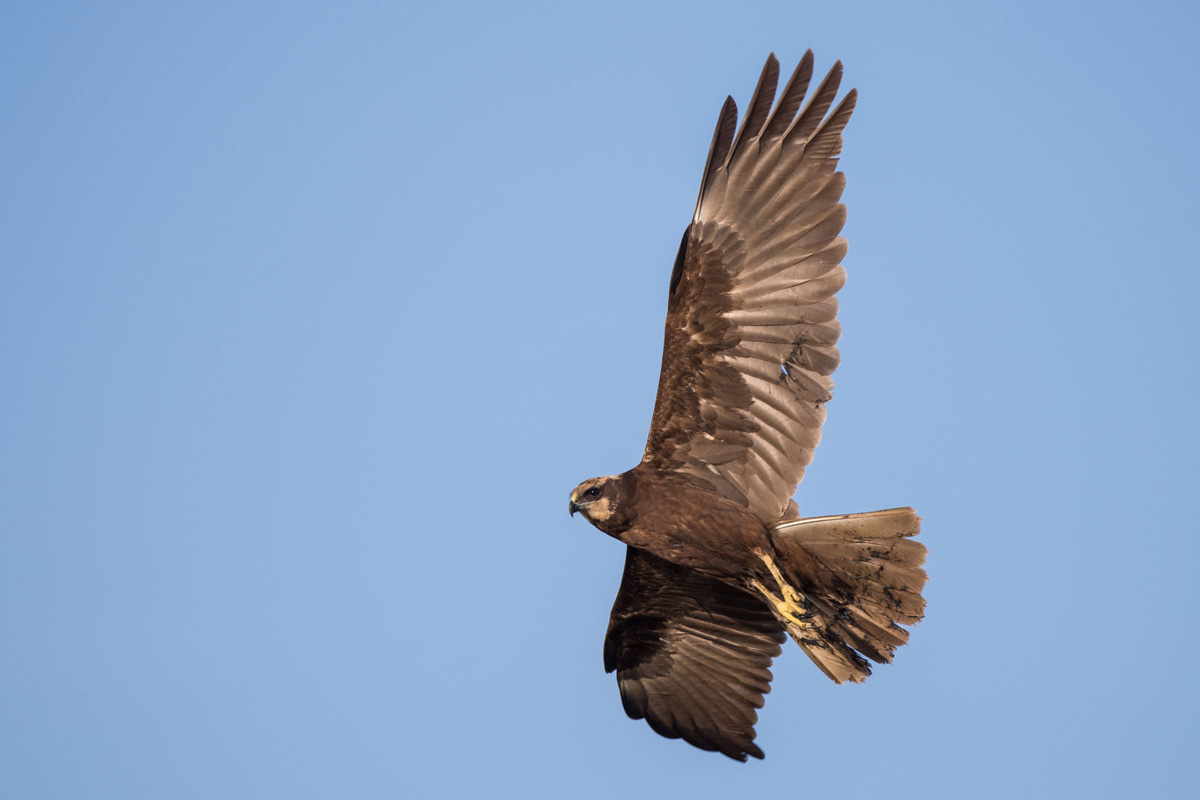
<box><xmin>569</xmin><ymin>499</ymin><xmax>579</xmax><ymax>516</ymax></box>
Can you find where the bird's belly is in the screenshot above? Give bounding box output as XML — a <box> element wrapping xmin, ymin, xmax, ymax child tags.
<box><xmin>622</xmin><ymin>516</ymin><xmax>768</xmax><ymax>582</ymax></box>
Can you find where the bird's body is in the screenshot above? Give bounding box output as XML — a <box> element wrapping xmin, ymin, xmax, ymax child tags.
<box><xmin>573</xmin><ymin>469</ymin><xmax>771</xmax><ymax>581</ymax></box>
<box><xmin>569</xmin><ymin>51</ymin><xmax>927</xmax><ymax>761</ymax></box>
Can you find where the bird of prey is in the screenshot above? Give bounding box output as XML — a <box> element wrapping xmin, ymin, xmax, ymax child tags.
<box><xmin>568</xmin><ymin>52</ymin><xmax>927</xmax><ymax>761</ymax></box>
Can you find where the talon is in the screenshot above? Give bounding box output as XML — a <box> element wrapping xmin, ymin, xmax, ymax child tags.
<box><xmin>751</xmin><ymin>551</ymin><xmax>812</xmax><ymax>629</ymax></box>
<box><xmin>750</xmin><ymin>577</ymin><xmax>811</xmax><ymax>629</ymax></box>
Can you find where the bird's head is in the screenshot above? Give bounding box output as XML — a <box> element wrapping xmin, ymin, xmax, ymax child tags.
<box><xmin>569</xmin><ymin>475</ymin><xmax>619</xmax><ymax>526</ymax></box>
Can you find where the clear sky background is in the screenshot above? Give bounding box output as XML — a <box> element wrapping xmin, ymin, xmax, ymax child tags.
<box><xmin>3</xmin><ymin>2</ymin><xmax>1199</xmax><ymax>798</ymax></box>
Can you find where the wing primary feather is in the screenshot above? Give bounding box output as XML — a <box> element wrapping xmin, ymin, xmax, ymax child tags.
<box><xmin>742</xmin><ymin>176</ymin><xmax>847</xmax><ymax>271</ymax></box>
<box><xmin>804</xmin><ymin>89</ymin><xmax>858</xmax><ymax>160</ymax></box>
<box><xmin>727</xmin><ymin>54</ymin><xmax>780</xmax><ymax>169</ymax></box>
<box><xmin>784</xmin><ymin>60</ymin><xmax>843</xmax><ymax>145</ymax></box>
<box><xmin>693</xmin><ymin>96</ymin><xmax>738</xmax><ymax>223</ymax></box>
<box><xmin>762</xmin><ymin>50</ymin><xmax>814</xmax><ymax>140</ymax></box>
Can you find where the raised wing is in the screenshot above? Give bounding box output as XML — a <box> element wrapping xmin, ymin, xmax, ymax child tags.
<box><xmin>642</xmin><ymin>52</ymin><xmax>856</xmax><ymax>522</ymax></box>
<box><xmin>603</xmin><ymin>547</ymin><xmax>786</xmax><ymax>761</ymax></box>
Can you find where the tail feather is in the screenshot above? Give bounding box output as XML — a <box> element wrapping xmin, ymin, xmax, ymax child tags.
<box><xmin>770</xmin><ymin>507</ymin><xmax>926</xmax><ymax>684</ymax></box>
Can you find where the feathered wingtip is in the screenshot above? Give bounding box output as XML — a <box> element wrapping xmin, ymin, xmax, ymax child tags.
<box><xmin>691</xmin><ymin>50</ymin><xmax>856</xmax><ymax>225</ymax></box>
<box><xmin>770</xmin><ymin>508</ymin><xmax>926</xmax><ymax>683</ymax></box>
<box><xmin>692</xmin><ymin>94</ymin><xmax>738</xmax><ymax>223</ymax></box>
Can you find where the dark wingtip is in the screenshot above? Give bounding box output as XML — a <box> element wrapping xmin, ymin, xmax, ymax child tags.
<box><xmin>728</xmin><ymin>53</ymin><xmax>781</xmax><ymax>164</ymax></box>
<box><xmin>723</xmin><ymin>741</ymin><xmax>762</xmax><ymax>762</ymax></box>
<box><xmin>692</xmin><ymin>94</ymin><xmax>739</xmax><ymax>222</ymax></box>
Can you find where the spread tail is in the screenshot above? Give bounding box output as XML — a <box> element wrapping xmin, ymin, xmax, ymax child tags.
<box><xmin>769</xmin><ymin>507</ymin><xmax>926</xmax><ymax>683</ymax></box>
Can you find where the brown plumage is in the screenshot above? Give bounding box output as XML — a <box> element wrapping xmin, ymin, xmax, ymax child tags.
<box><xmin>569</xmin><ymin>52</ymin><xmax>926</xmax><ymax>762</ymax></box>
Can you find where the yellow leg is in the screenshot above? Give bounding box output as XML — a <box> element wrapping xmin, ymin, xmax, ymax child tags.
<box><xmin>758</xmin><ymin>550</ymin><xmax>807</xmax><ymax>609</ymax></box>
<box><xmin>749</xmin><ymin>553</ymin><xmax>811</xmax><ymax>629</ymax></box>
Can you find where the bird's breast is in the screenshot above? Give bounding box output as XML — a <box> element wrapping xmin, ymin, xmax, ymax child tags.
<box><xmin>617</xmin><ymin>493</ymin><xmax>770</xmax><ymax>582</ymax></box>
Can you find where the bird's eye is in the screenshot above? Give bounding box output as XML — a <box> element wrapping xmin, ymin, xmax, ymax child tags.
<box><xmin>584</xmin><ymin>487</ymin><xmax>602</xmax><ymax>498</ymax></box>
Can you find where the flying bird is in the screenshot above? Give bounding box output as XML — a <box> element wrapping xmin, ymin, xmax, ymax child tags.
<box><xmin>569</xmin><ymin>52</ymin><xmax>927</xmax><ymax>761</ymax></box>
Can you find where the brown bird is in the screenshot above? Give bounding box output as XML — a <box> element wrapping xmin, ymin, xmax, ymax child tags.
<box><xmin>569</xmin><ymin>52</ymin><xmax>927</xmax><ymax>762</ymax></box>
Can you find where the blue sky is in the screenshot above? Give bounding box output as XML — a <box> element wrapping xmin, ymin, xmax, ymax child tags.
<box><xmin>3</xmin><ymin>1</ymin><xmax>1199</xmax><ymax>797</ymax></box>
